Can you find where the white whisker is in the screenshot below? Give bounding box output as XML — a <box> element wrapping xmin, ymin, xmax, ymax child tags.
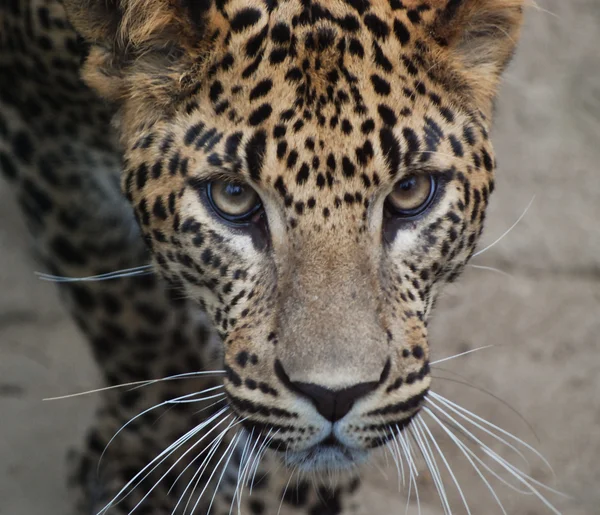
<box><xmin>397</xmin><ymin>429</ymin><xmax>420</xmax><ymax>515</ymax></box>
<box><xmin>99</xmin><ymin>386</ymin><xmax>225</xmax><ymax>469</ymax></box>
<box><xmin>206</xmin><ymin>431</ymin><xmax>244</xmax><ymax>515</ymax></box>
<box><xmin>473</xmin><ymin>196</ymin><xmax>535</xmax><ymax>258</ymax></box>
<box><xmin>411</xmin><ymin>420</ymin><xmax>450</xmax><ymax>515</ymax></box>
<box><xmin>467</xmin><ymin>264</ymin><xmax>513</xmax><ymax>278</ymax></box>
<box><xmin>178</xmin><ymin>425</ymin><xmax>229</xmax><ymax>515</ymax></box>
<box><xmin>168</xmin><ymin>416</ymin><xmax>247</xmax><ymax>499</ymax></box>
<box><xmin>431</xmin><ymin>345</ymin><xmax>495</xmax><ymax>365</ymax></box>
<box><xmin>429</xmin><ymin>392</ymin><xmax>554</xmax><ymax>475</ymax></box>
<box><xmin>427</xmin><ymin>396</ymin><xmax>531</xmax><ymax>470</ymax></box>
<box><xmin>250</xmin><ymin>430</ymin><xmax>279</xmax><ymax>494</ymax></box>
<box><xmin>417</xmin><ymin>414</ymin><xmax>472</xmax><ymax>515</ymax></box>
<box><xmin>99</xmin><ymin>407</ymin><xmax>229</xmax><ymax>514</ymax></box>
<box><xmin>481</xmin><ymin>446</ymin><xmax>569</xmax><ymax>499</ymax></box>
<box><xmin>35</xmin><ymin>264</ymin><xmax>154</xmax><ymax>283</ymax></box>
<box><xmin>44</xmin><ymin>370</ymin><xmax>225</xmax><ymax>401</ymax></box>
<box><xmin>427</xmin><ymin>403</ymin><xmax>532</xmax><ymax>495</ymax></box>
<box><xmin>425</xmin><ymin>407</ymin><xmax>508</xmax><ymax>515</ymax></box>
<box><xmin>278</xmin><ymin>470</ymin><xmax>296</xmax><ymax>515</ymax></box>
<box><xmin>188</xmin><ymin>429</ymin><xmax>243</xmax><ymax>515</ymax></box>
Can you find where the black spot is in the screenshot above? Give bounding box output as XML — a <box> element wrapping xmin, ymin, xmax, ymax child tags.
<box><xmin>342</xmin><ymin>157</ymin><xmax>356</xmax><ymax>178</ymax></box>
<box><xmin>378</xmin><ymin>104</ymin><xmax>397</xmax><ymax>126</ymax></box>
<box><xmin>449</xmin><ymin>135</ymin><xmax>464</xmax><ymax>157</ymax></box>
<box><xmin>361</xmin><ymin>119</ymin><xmax>375</xmax><ymax>134</ymax></box>
<box><xmin>402</xmin><ymin>128</ymin><xmax>420</xmax><ymax>157</ymax></box>
<box><xmin>371</xmin><ymin>74</ymin><xmax>391</xmax><ymax>96</ymax></box>
<box><xmin>348</xmin><ymin>38</ymin><xmax>364</xmax><ymax>58</ymax></box>
<box><xmin>296</xmin><ymin>163</ymin><xmax>310</xmax><ymax>185</ymax></box>
<box><xmin>236</xmin><ymin>351</ymin><xmax>249</xmax><ymax>368</ymax></box>
<box><xmin>271</xmin><ymin>23</ymin><xmax>291</xmax><ymax>44</ymax></box>
<box><xmin>379</xmin><ymin>128</ymin><xmax>402</xmax><ymax>175</ymax></box>
<box><xmin>225</xmin><ymin>132</ymin><xmax>244</xmax><ymax>157</ymax></box>
<box><xmin>248</xmin><ymin>103</ymin><xmax>273</xmax><ymax>126</ymax></box>
<box><xmin>0</xmin><ymin>153</ymin><xmax>18</xmax><ymax>180</ymax></box>
<box><xmin>230</xmin><ymin>8</ymin><xmax>262</xmax><ymax>33</ymax></box>
<box><xmin>50</xmin><ymin>236</ymin><xmax>86</xmax><ymax>266</ymax></box>
<box><xmin>12</xmin><ymin>131</ymin><xmax>33</xmax><ymax>163</ymax></box>
<box><xmin>481</xmin><ymin>148</ymin><xmax>494</xmax><ymax>172</ymax></box>
<box><xmin>209</xmin><ymin>81</ymin><xmax>224</xmax><ymax>103</ymax></box>
<box><xmin>246</xmin><ymin>130</ymin><xmax>267</xmax><ymax>182</ymax></box>
<box><xmin>249</xmin><ymin>79</ymin><xmax>273</xmax><ymax>100</ymax></box>
<box><xmin>393</xmin><ymin>19</ymin><xmax>410</xmax><ymax>45</ymax></box>
<box><xmin>363</xmin><ymin>14</ymin><xmax>389</xmax><ymax>40</ymax></box>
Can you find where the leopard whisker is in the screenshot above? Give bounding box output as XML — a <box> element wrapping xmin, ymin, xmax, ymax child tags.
<box><xmin>44</xmin><ymin>370</ymin><xmax>225</xmax><ymax>401</ymax></box>
<box><xmin>235</xmin><ymin>428</ymin><xmax>267</xmax><ymax>512</ymax></box>
<box><xmin>429</xmin><ymin>392</ymin><xmax>553</xmax><ymax>474</ymax></box>
<box><xmin>277</xmin><ymin>468</ymin><xmax>297</xmax><ymax>515</ymax></box>
<box><xmin>35</xmin><ymin>264</ymin><xmax>154</xmax><ymax>283</ymax></box>
<box><xmin>428</xmin><ymin>402</ymin><xmax>536</xmax><ymax>496</ymax></box>
<box><xmin>99</xmin><ymin>407</ymin><xmax>229</xmax><ymax>514</ymax></box>
<box><xmin>480</xmin><ymin>447</ymin><xmax>569</xmax><ymax>507</ymax></box>
<box><xmin>428</xmin><ymin>396</ymin><xmax>567</xmax><ymax>510</ymax></box>
<box><xmin>179</xmin><ymin>417</ymin><xmax>240</xmax><ymax>515</ymax></box>
<box><xmin>417</xmin><ymin>414</ymin><xmax>472</xmax><ymax>514</ymax></box>
<box><xmin>178</xmin><ymin>433</ymin><xmax>225</xmax><ymax>515</ymax></box>
<box><xmin>411</xmin><ymin>419</ymin><xmax>451</xmax><ymax>515</ymax></box>
<box><xmin>406</xmin><ymin>428</ymin><xmax>424</xmax><ymax>515</ymax></box>
<box><xmin>427</xmin><ymin>396</ymin><xmax>531</xmax><ymax>471</ymax></box>
<box><xmin>206</xmin><ymin>431</ymin><xmax>244</xmax><ymax>515</ymax></box>
<box><xmin>397</xmin><ymin>428</ymin><xmax>420</xmax><ymax>515</ymax></box>
<box><xmin>472</xmin><ymin>196</ymin><xmax>535</xmax><ymax>258</ymax></box>
<box><xmin>384</xmin><ymin>435</ymin><xmax>402</xmax><ymax>492</ymax></box>
<box><xmin>99</xmin><ymin>386</ymin><xmax>225</xmax><ymax>469</ymax></box>
<box><xmin>167</xmin><ymin>391</ymin><xmax>225</xmax><ymax>404</ymax></box>
<box><xmin>168</xmin><ymin>415</ymin><xmax>246</xmax><ymax>497</ymax></box>
<box><xmin>431</xmin><ymin>344</ymin><xmax>495</xmax><ymax>365</ymax></box>
<box><xmin>389</xmin><ymin>428</ymin><xmax>406</xmax><ymax>488</ymax></box>
<box><xmin>425</xmin><ymin>407</ymin><xmax>509</xmax><ymax>515</ymax></box>
<box><xmin>429</xmin><ymin>374</ymin><xmax>541</xmax><ymax>445</ymax></box>
<box><xmin>132</xmin><ymin>412</ymin><xmax>234</xmax><ymax>513</ymax></box>
<box><xmin>250</xmin><ymin>429</ymin><xmax>280</xmax><ymax>494</ymax></box>
<box><xmin>467</xmin><ymin>264</ymin><xmax>514</xmax><ymax>278</ymax></box>
<box><xmin>231</xmin><ymin>429</ymin><xmax>254</xmax><ymax>515</ymax></box>
<box><xmin>245</xmin><ymin>429</ymin><xmax>272</xmax><ymax>492</ymax></box>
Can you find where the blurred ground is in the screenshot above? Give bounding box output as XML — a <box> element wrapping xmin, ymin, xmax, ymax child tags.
<box><xmin>1</xmin><ymin>0</ymin><xmax>599</xmax><ymax>514</ymax></box>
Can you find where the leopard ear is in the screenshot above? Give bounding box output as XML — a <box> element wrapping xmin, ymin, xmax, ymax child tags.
<box><xmin>63</xmin><ymin>0</ymin><xmax>217</xmax><ymax>101</ymax></box>
<box><xmin>429</xmin><ymin>0</ymin><xmax>525</xmax><ymax>113</ymax></box>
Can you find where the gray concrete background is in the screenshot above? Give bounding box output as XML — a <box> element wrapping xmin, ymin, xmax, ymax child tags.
<box><xmin>1</xmin><ymin>1</ymin><xmax>599</xmax><ymax>513</ymax></box>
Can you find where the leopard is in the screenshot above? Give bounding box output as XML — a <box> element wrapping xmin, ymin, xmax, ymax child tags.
<box><xmin>0</xmin><ymin>0</ymin><xmax>559</xmax><ymax>514</ymax></box>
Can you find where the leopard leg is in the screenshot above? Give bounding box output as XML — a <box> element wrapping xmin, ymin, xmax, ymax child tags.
<box><xmin>1</xmin><ymin>2</ymin><xmax>229</xmax><ymax>513</ymax></box>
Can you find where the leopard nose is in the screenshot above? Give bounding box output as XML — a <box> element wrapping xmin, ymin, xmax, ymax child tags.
<box><xmin>290</xmin><ymin>381</ymin><xmax>379</xmax><ymax>422</ymax></box>
<box><xmin>274</xmin><ymin>359</ymin><xmax>390</xmax><ymax>422</ymax></box>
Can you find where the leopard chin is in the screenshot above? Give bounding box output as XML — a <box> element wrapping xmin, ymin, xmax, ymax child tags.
<box><xmin>282</xmin><ymin>444</ymin><xmax>370</xmax><ymax>473</ymax></box>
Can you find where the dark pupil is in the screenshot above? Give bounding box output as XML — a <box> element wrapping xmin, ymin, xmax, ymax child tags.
<box><xmin>225</xmin><ymin>183</ymin><xmax>245</xmax><ymax>197</ymax></box>
<box><xmin>398</xmin><ymin>176</ymin><xmax>416</xmax><ymax>192</ymax></box>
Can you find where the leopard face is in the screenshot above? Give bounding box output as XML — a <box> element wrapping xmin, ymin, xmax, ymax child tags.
<box><xmin>65</xmin><ymin>0</ymin><xmax>523</xmax><ymax>472</ymax></box>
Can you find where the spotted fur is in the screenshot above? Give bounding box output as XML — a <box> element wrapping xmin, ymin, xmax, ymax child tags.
<box><xmin>0</xmin><ymin>0</ymin><xmax>524</xmax><ymax>513</ymax></box>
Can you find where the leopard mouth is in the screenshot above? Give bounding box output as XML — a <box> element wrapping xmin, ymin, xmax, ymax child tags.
<box><xmin>282</xmin><ymin>436</ymin><xmax>371</xmax><ymax>472</ymax></box>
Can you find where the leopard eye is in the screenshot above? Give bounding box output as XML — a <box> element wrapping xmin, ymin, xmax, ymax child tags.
<box><xmin>207</xmin><ymin>180</ymin><xmax>263</xmax><ymax>223</ymax></box>
<box><xmin>386</xmin><ymin>173</ymin><xmax>436</xmax><ymax>218</ymax></box>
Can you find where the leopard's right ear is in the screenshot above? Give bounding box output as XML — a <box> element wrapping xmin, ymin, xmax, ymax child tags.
<box><xmin>63</xmin><ymin>0</ymin><xmax>220</xmax><ymax>101</ymax></box>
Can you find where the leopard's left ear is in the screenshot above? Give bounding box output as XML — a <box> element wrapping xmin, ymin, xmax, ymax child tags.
<box><xmin>429</xmin><ymin>0</ymin><xmax>525</xmax><ymax>113</ymax></box>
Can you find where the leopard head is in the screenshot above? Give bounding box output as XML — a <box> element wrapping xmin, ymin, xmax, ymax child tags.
<box><xmin>65</xmin><ymin>0</ymin><xmax>523</xmax><ymax>471</ymax></box>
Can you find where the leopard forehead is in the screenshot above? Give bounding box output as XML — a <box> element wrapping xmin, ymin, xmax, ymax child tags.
<box><xmin>120</xmin><ymin>0</ymin><xmax>496</xmax><ymax>227</ymax></box>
